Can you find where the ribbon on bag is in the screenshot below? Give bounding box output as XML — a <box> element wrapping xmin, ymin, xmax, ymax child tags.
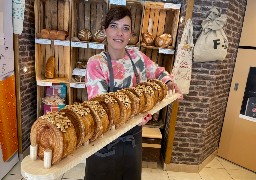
<box><xmin>172</xmin><ymin>19</ymin><xmax>193</xmax><ymax>94</ymax></box>
<box><xmin>193</xmin><ymin>7</ymin><xmax>228</xmax><ymax>62</ymax></box>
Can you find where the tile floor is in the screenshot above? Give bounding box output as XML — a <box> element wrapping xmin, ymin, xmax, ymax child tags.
<box><xmin>3</xmin><ymin>156</ymin><xmax>256</xmax><ymax>180</ymax></box>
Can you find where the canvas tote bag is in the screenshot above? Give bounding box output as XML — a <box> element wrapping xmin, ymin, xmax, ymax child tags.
<box><xmin>194</xmin><ymin>7</ymin><xmax>228</xmax><ymax>62</ymax></box>
<box><xmin>172</xmin><ymin>19</ymin><xmax>193</xmax><ymax>94</ymax></box>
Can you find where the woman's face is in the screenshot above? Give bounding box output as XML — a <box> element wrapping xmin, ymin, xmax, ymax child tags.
<box><xmin>105</xmin><ymin>16</ymin><xmax>132</xmax><ymax>52</ymax></box>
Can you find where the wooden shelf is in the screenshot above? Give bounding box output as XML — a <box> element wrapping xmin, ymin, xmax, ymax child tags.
<box><xmin>21</xmin><ymin>93</ymin><xmax>179</xmax><ymax>180</ymax></box>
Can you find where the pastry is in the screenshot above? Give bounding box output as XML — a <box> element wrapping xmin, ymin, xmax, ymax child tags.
<box><xmin>78</xmin><ymin>29</ymin><xmax>92</xmax><ymax>42</ymax></box>
<box><xmin>155</xmin><ymin>33</ymin><xmax>172</xmax><ymax>48</ymax></box>
<box><xmin>91</xmin><ymin>94</ymin><xmax>121</xmax><ymax>128</ymax></box>
<box><xmin>60</xmin><ymin>104</ymin><xmax>95</xmax><ymax>146</ymax></box>
<box><xmin>148</xmin><ymin>79</ymin><xmax>168</xmax><ymax>101</ymax></box>
<box><xmin>108</xmin><ymin>91</ymin><xmax>132</xmax><ymax>127</ymax></box>
<box><xmin>136</xmin><ymin>84</ymin><xmax>155</xmax><ymax>112</ymax></box>
<box><xmin>120</xmin><ymin>88</ymin><xmax>140</xmax><ymax>117</ymax></box>
<box><xmin>30</xmin><ymin>112</ymin><xmax>77</xmax><ymax>164</ymax></box>
<box><xmin>45</xmin><ymin>56</ymin><xmax>55</xmax><ymax>79</ymax></box>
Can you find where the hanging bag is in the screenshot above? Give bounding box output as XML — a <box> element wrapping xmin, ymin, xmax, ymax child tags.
<box><xmin>194</xmin><ymin>7</ymin><xmax>228</xmax><ymax>62</ymax></box>
<box><xmin>172</xmin><ymin>19</ymin><xmax>193</xmax><ymax>94</ymax></box>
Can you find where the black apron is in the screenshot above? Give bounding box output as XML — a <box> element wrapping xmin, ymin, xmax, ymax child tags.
<box><xmin>85</xmin><ymin>49</ymin><xmax>142</xmax><ymax>180</ymax></box>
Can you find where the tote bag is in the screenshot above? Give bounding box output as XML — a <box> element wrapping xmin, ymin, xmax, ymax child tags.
<box><xmin>194</xmin><ymin>7</ymin><xmax>228</xmax><ymax>62</ymax></box>
<box><xmin>172</xmin><ymin>19</ymin><xmax>193</xmax><ymax>94</ymax></box>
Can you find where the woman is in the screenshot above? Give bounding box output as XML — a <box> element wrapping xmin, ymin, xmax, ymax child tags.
<box><xmin>85</xmin><ymin>5</ymin><xmax>182</xmax><ymax>180</ymax></box>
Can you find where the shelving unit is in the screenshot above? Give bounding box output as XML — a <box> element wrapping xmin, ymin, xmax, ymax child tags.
<box><xmin>33</xmin><ymin>0</ymin><xmax>181</xmax><ymax>166</ymax></box>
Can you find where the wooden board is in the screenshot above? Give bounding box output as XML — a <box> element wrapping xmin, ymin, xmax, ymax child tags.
<box><xmin>21</xmin><ymin>93</ymin><xmax>179</xmax><ymax>180</ymax></box>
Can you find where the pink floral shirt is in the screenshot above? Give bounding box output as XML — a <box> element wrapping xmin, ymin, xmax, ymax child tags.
<box><xmin>85</xmin><ymin>48</ymin><xmax>173</xmax><ymax>100</ymax></box>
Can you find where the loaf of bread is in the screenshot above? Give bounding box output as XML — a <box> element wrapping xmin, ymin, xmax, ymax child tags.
<box><xmin>93</xmin><ymin>30</ymin><xmax>106</xmax><ymax>43</ymax></box>
<box><xmin>142</xmin><ymin>32</ymin><xmax>154</xmax><ymax>46</ymax></box>
<box><xmin>57</xmin><ymin>30</ymin><xmax>68</xmax><ymax>40</ymax></box>
<box><xmin>78</xmin><ymin>29</ymin><xmax>92</xmax><ymax>42</ymax></box>
<box><xmin>40</xmin><ymin>29</ymin><xmax>50</xmax><ymax>39</ymax></box>
<box><xmin>155</xmin><ymin>33</ymin><xmax>172</xmax><ymax>48</ymax></box>
<box><xmin>45</xmin><ymin>56</ymin><xmax>55</xmax><ymax>79</ymax></box>
<box><xmin>128</xmin><ymin>32</ymin><xmax>139</xmax><ymax>45</ymax></box>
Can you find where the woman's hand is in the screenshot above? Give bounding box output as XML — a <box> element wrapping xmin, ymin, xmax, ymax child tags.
<box><xmin>166</xmin><ymin>81</ymin><xmax>183</xmax><ymax>101</ymax></box>
<box><xmin>138</xmin><ymin>113</ymin><xmax>152</xmax><ymax>126</ymax></box>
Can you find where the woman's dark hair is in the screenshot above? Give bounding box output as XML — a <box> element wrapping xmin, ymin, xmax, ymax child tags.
<box><xmin>103</xmin><ymin>5</ymin><xmax>132</xmax><ymax>29</ymax></box>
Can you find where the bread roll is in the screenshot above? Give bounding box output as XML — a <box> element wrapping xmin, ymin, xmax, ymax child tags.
<box><xmin>57</xmin><ymin>30</ymin><xmax>68</xmax><ymax>40</ymax></box>
<box><xmin>45</xmin><ymin>56</ymin><xmax>55</xmax><ymax>79</ymax></box>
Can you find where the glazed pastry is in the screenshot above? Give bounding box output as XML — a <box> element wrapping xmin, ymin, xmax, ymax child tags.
<box><xmin>45</xmin><ymin>56</ymin><xmax>55</xmax><ymax>79</ymax></box>
<box><xmin>30</xmin><ymin>112</ymin><xmax>77</xmax><ymax>165</ymax></box>
<box><xmin>78</xmin><ymin>29</ymin><xmax>92</xmax><ymax>41</ymax></box>
<box><xmin>93</xmin><ymin>30</ymin><xmax>106</xmax><ymax>43</ymax></box>
<box><xmin>155</xmin><ymin>33</ymin><xmax>172</xmax><ymax>48</ymax></box>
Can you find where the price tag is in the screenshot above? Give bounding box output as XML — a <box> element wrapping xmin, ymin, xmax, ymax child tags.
<box><xmin>71</xmin><ymin>41</ymin><xmax>87</xmax><ymax>48</ymax></box>
<box><xmin>72</xmin><ymin>68</ymin><xmax>86</xmax><ymax>76</ymax></box>
<box><xmin>35</xmin><ymin>38</ymin><xmax>51</xmax><ymax>44</ymax></box>
<box><xmin>164</xmin><ymin>3</ymin><xmax>181</xmax><ymax>9</ymax></box>
<box><xmin>88</xmin><ymin>43</ymin><xmax>105</xmax><ymax>49</ymax></box>
<box><xmin>54</xmin><ymin>40</ymin><xmax>70</xmax><ymax>46</ymax></box>
<box><xmin>70</xmin><ymin>83</ymin><xmax>86</xmax><ymax>89</ymax></box>
<box><xmin>37</xmin><ymin>81</ymin><xmax>52</xmax><ymax>86</ymax></box>
<box><xmin>159</xmin><ymin>48</ymin><xmax>175</xmax><ymax>54</ymax></box>
<box><xmin>110</xmin><ymin>0</ymin><xmax>126</xmax><ymax>5</ymax></box>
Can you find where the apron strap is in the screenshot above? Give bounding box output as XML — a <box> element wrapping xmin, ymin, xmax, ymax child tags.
<box><xmin>104</xmin><ymin>49</ymin><xmax>140</xmax><ymax>92</ymax></box>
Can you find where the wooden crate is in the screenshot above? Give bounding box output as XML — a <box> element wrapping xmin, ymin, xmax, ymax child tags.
<box><xmin>70</xmin><ymin>0</ymin><xmax>107</xmax><ymax>84</ymax></box>
<box><xmin>37</xmin><ymin>83</ymin><xmax>70</xmax><ymax>117</ymax></box>
<box><xmin>69</xmin><ymin>87</ymin><xmax>88</xmax><ymax>104</ymax></box>
<box><xmin>34</xmin><ymin>0</ymin><xmax>71</xmax><ymax>83</ymax></box>
<box><xmin>140</xmin><ymin>2</ymin><xmax>180</xmax><ymax>49</ymax></box>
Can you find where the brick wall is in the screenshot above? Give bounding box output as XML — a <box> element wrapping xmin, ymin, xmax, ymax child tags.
<box><xmin>19</xmin><ymin>0</ymin><xmax>36</xmax><ymax>152</ymax></box>
<box><xmin>163</xmin><ymin>0</ymin><xmax>247</xmax><ymax>165</ymax></box>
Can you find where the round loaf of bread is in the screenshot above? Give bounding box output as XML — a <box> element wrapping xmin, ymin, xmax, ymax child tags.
<box><xmin>142</xmin><ymin>32</ymin><xmax>154</xmax><ymax>46</ymax></box>
<box><xmin>155</xmin><ymin>33</ymin><xmax>172</xmax><ymax>48</ymax></box>
<box><xmin>78</xmin><ymin>29</ymin><xmax>92</xmax><ymax>42</ymax></box>
<box><xmin>93</xmin><ymin>30</ymin><xmax>106</xmax><ymax>43</ymax></box>
<box><xmin>126</xmin><ymin>87</ymin><xmax>145</xmax><ymax>114</ymax></box>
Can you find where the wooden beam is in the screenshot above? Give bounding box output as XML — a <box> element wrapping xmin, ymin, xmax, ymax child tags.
<box><xmin>14</xmin><ymin>34</ymin><xmax>23</xmax><ymax>155</ymax></box>
<box><xmin>185</xmin><ymin>0</ymin><xmax>195</xmax><ymax>22</ymax></box>
<box><xmin>164</xmin><ymin>100</ymin><xmax>179</xmax><ymax>164</ymax></box>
